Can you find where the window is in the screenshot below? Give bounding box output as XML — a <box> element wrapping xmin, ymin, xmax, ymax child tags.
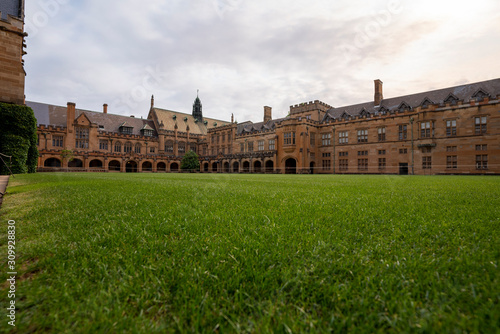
<box><xmin>228</xmin><ymin>146</ymin><xmax>232</xmax><ymax>154</ymax></box>
<box><xmin>378</xmin><ymin>150</ymin><xmax>386</xmax><ymax>155</ymax></box>
<box><xmin>258</xmin><ymin>140</ymin><xmax>265</xmax><ymax>151</ymax></box>
<box><xmin>150</xmin><ymin>147</ymin><xmax>155</xmax><ymax>153</ymax></box>
<box><xmin>322</xmin><ymin>159</ymin><xmax>331</xmax><ymax>171</ymax></box>
<box><xmin>222</xmin><ymin>147</ymin><xmax>225</xmax><ymax>155</ymax></box>
<box><xmin>178</xmin><ymin>142</ymin><xmax>186</xmax><ymax>154</ymax></box>
<box><xmin>339</xmin><ymin>159</ymin><xmax>348</xmax><ymax>171</ymax></box>
<box><xmin>165</xmin><ymin>141</ymin><xmax>174</xmax><ymax>153</ymax></box>
<box><xmin>399</xmin><ymin>148</ymin><xmax>408</xmax><ymax>154</ymax></box>
<box><xmin>114</xmin><ymin>142</ymin><xmax>121</xmax><ymax>153</ymax></box>
<box><xmin>339</xmin><ymin>131</ymin><xmax>348</xmax><ymax>144</ymax></box>
<box><xmin>476</xmin><ymin>144</ymin><xmax>487</xmax><ymax>151</ymax></box>
<box><xmin>269</xmin><ymin>139</ymin><xmax>275</xmax><ymax>150</ymax></box>
<box><xmin>211</xmin><ymin>135</ymin><xmax>215</xmax><ymax>144</ymax></box>
<box><xmin>306</xmin><ymin>115</ymin><xmax>311</xmax><ymax>120</ymax></box>
<box><xmin>447</xmin><ymin>146</ymin><xmax>457</xmax><ymax>152</ymax></box>
<box><xmin>378</xmin><ymin>127</ymin><xmax>386</xmax><ymax>141</ymax></box>
<box><xmin>358</xmin><ymin>159</ymin><xmax>368</xmax><ymax>171</ymax></box>
<box><xmin>190</xmin><ymin>144</ymin><xmax>197</xmax><ymax>153</ymax></box>
<box><xmin>135</xmin><ymin>143</ymin><xmax>141</xmax><ymax>154</ymax></box>
<box><xmin>475</xmin><ymin>116</ymin><xmax>487</xmax><ymax>134</ymax></box>
<box><xmin>217</xmin><ymin>135</ymin><xmax>220</xmax><ymax>144</ymax></box>
<box><xmin>120</xmin><ymin>126</ymin><xmax>133</xmax><ymax>135</ymax></box>
<box><xmin>357</xmin><ymin>129</ymin><xmax>368</xmax><ymax>143</ymax></box>
<box><xmin>421</xmin><ymin>147</ymin><xmax>432</xmax><ymax>153</ymax></box>
<box><xmin>142</xmin><ymin>129</ymin><xmax>154</xmax><ymax>137</ymax></box>
<box><xmin>420</xmin><ymin>121</ymin><xmax>433</xmax><ymax>138</ymax></box>
<box><xmin>476</xmin><ymin>155</ymin><xmax>488</xmax><ymax>169</ymax></box>
<box><xmin>52</xmin><ymin>135</ymin><xmax>63</xmax><ymax>147</ymax></box>
<box><xmin>284</xmin><ymin>132</ymin><xmax>296</xmax><ymax>145</ymax></box>
<box><xmin>310</xmin><ymin>133</ymin><xmax>315</xmax><ymax>146</ymax></box>
<box><xmin>378</xmin><ymin>158</ymin><xmax>386</xmax><ymax>170</ymax></box>
<box><xmin>211</xmin><ymin>148</ymin><xmax>215</xmax><ymax>155</ymax></box>
<box><xmin>447</xmin><ymin>156</ymin><xmax>457</xmax><ymax>169</ymax></box>
<box><xmin>321</xmin><ymin>133</ymin><xmax>331</xmax><ymax>146</ymax></box>
<box><xmin>240</xmin><ymin>143</ymin><xmax>245</xmax><ymax>152</ymax></box>
<box><xmin>358</xmin><ymin>150</ymin><xmax>368</xmax><ymax>156</ymax></box>
<box><xmin>99</xmin><ymin>140</ymin><xmax>108</xmax><ymax>151</ymax></box>
<box><xmin>124</xmin><ymin>142</ymin><xmax>132</xmax><ymax>153</ymax></box>
<box><xmin>398</xmin><ymin>125</ymin><xmax>407</xmax><ymax>140</ymax></box>
<box><xmin>446</xmin><ymin>120</ymin><xmax>457</xmax><ymax>136</ymax></box>
<box><xmin>203</xmin><ymin>147</ymin><xmax>207</xmax><ymax>156</ymax></box>
<box><xmin>222</xmin><ymin>134</ymin><xmax>225</xmax><ymax>143</ymax></box>
<box><xmin>422</xmin><ymin>156</ymin><xmax>432</xmax><ymax>169</ymax></box>
<box><xmin>339</xmin><ymin>152</ymin><xmax>348</xmax><ymax>157</ymax></box>
<box><xmin>322</xmin><ymin>153</ymin><xmax>331</xmax><ymax>158</ymax></box>
<box><xmin>248</xmin><ymin>141</ymin><xmax>254</xmax><ymax>152</ymax></box>
<box><xmin>75</xmin><ymin>127</ymin><xmax>89</xmax><ymax>149</ymax></box>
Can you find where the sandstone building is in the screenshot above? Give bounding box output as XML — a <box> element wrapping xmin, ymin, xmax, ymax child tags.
<box><xmin>0</xmin><ymin>0</ymin><xmax>27</xmax><ymax>105</ymax></box>
<box><xmin>29</xmin><ymin>78</ymin><xmax>500</xmax><ymax>175</ymax></box>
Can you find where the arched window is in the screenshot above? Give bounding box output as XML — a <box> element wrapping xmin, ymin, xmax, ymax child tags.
<box><xmin>165</xmin><ymin>140</ymin><xmax>174</xmax><ymax>153</ymax></box>
<box><xmin>135</xmin><ymin>143</ymin><xmax>141</xmax><ymax>154</ymax></box>
<box><xmin>114</xmin><ymin>141</ymin><xmax>122</xmax><ymax>153</ymax></box>
<box><xmin>178</xmin><ymin>141</ymin><xmax>186</xmax><ymax>154</ymax></box>
<box><xmin>124</xmin><ymin>142</ymin><xmax>133</xmax><ymax>153</ymax></box>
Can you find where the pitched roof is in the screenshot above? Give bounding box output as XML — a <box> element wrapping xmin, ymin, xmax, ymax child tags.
<box><xmin>27</xmin><ymin>101</ymin><xmax>156</xmax><ymax>136</ymax></box>
<box><xmin>325</xmin><ymin>78</ymin><xmax>500</xmax><ymax>121</ymax></box>
<box><xmin>152</xmin><ymin>107</ymin><xmax>230</xmax><ymax>135</ymax></box>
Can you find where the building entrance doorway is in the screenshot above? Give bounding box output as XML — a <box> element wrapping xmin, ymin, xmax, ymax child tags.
<box><xmin>399</xmin><ymin>163</ymin><xmax>409</xmax><ymax>175</ymax></box>
<box><xmin>285</xmin><ymin>158</ymin><xmax>297</xmax><ymax>174</ymax></box>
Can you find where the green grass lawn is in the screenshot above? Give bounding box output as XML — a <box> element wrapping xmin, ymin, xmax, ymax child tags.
<box><xmin>1</xmin><ymin>173</ymin><xmax>499</xmax><ymax>333</ymax></box>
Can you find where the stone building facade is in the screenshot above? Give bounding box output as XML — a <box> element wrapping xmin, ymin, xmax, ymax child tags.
<box><xmin>0</xmin><ymin>0</ymin><xmax>27</xmax><ymax>105</ymax></box>
<box><xmin>29</xmin><ymin>78</ymin><xmax>500</xmax><ymax>175</ymax></box>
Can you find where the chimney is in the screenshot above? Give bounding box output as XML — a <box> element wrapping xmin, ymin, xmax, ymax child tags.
<box><xmin>151</xmin><ymin>95</ymin><xmax>154</xmax><ymax>108</ymax></box>
<box><xmin>103</xmin><ymin>103</ymin><xmax>108</xmax><ymax>114</ymax></box>
<box><xmin>264</xmin><ymin>106</ymin><xmax>272</xmax><ymax>123</ymax></box>
<box><xmin>374</xmin><ymin>79</ymin><xmax>383</xmax><ymax>106</ymax></box>
<box><xmin>67</xmin><ymin>102</ymin><xmax>76</xmax><ymax>129</ymax></box>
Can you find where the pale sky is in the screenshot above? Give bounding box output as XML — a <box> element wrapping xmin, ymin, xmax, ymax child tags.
<box><xmin>24</xmin><ymin>0</ymin><xmax>500</xmax><ymax>122</ymax></box>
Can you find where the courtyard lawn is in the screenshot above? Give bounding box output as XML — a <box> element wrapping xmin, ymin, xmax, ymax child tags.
<box><xmin>0</xmin><ymin>173</ymin><xmax>499</xmax><ymax>333</ymax></box>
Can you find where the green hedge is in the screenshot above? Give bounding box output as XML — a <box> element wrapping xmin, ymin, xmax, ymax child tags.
<box><xmin>0</xmin><ymin>102</ymin><xmax>38</xmax><ymax>175</ymax></box>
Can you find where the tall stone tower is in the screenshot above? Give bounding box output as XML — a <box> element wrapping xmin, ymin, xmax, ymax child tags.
<box><xmin>0</xmin><ymin>0</ymin><xmax>26</xmax><ymax>105</ymax></box>
<box><xmin>192</xmin><ymin>92</ymin><xmax>203</xmax><ymax>121</ymax></box>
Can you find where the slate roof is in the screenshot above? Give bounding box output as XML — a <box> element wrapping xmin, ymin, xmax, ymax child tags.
<box><xmin>324</xmin><ymin>78</ymin><xmax>500</xmax><ymax>121</ymax></box>
<box><xmin>236</xmin><ymin>118</ymin><xmax>284</xmax><ymax>135</ymax></box>
<box><xmin>27</xmin><ymin>101</ymin><xmax>156</xmax><ymax>137</ymax></box>
<box><xmin>152</xmin><ymin>107</ymin><xmax>230</xmax><ymax>136</ymax></box>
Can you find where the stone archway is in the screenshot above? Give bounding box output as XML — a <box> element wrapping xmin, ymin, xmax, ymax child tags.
<box><xmin>68</xmin><ymin>158</ymin><xmax>83</xmax><ymax>168</ymax></box>
<box><xmin>265</xmin><ymin>160</ymin><xmax>274</xmax><ymax>173</ymax></box>
<box><xmin>310</xmin><ymin>161</ymin><xmax>315</xmax><ymax>174</ymax></box>
<box><xmin>212</xmin><ymin>162</ymin><xmax>218</xmax><ymax>173</ymax></box>
<box><xmin>44</xmin><ymin>158</ymin><xmax>61</xmax><ymax>167</ymax></box>
<box><xmin>242</xmin><ymin>161</ymin><xmax>250</xmax><ymax>173</ymax></box>
<box><xmin>89</xmin><ymin>159</ymin><xmax>103</xmax><ymax>168</ymax></box>
<box><xmin>232</xmin><ymin>161</ymin><xmax>239</xmax><ymax>173</ymax></box>
<box><xmin>285</xmin><ymin>158</ymin><xmax>297</xmax><ymax>174</ymax></box>
<box><xmin>203</xmin><ymin>162</ymin><xmax>209</xmax><ymax>172</ymax></box>
<box><xmin>126</xmin><ymin>161</ymin><xmax>138</xmax><ymax>173</ymax></box>
<box><xmin>253</xmin><ymin>160</ymin><xmax>262</xmax><ymax>173</ymax></box>
<box><xmin>109</xmin><ymin>160</ymin><xmax>120</xmax><ymax>171</ymax></box>
<box><xmin>224</xmin><ymin>162</ymin><xmax>230</xmax><ymax>173</ymax></box>
<box><xmin>170</xmin><ymin>162</ymin><xmax>179</xmax><ymax>172</ymax></box>
<box><xmin>157</xmin><ymin>162</ymin><xmax>167</xmax><ymax>172</ymax></box>
<box><xmin>142</xmin><ymin>161</ymin><xmax>153</xmax><ymax>172</ymax></box>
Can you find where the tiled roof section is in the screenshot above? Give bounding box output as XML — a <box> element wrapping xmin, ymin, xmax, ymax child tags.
<box><xmin>324</xmin><ymin>78</ymin><xmax>500</xmax><ymax>121</ymax></box>
<box><xmin>27</xmin><ymin>101</ymin><xmax>156</xmax><ymax>136</ymax></box>
<box><xmin>152</xmin><ymin>107</ymin><xmax>230</xmax><ymax>135</ymax></box>
<box><xmin>236</xmin><ymin>118</ymin><xmax>283</xmax><ymax>135</ymax></box>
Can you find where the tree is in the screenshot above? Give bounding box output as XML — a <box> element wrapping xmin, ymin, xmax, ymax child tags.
<box><xmin>60</xmin><ymin>149</ymin><xmax>74</xmax><ymax>170</ymax></box>
<box><xmin>181</xmin><ymin>150</ymin><xmax>200</xmax><ymax>171</ymax></box>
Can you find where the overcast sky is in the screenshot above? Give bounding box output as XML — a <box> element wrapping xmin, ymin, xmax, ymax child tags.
<box><xmin>24</xmin><ymin>0</ymin><xmax>500</xmax><ymax>122</ymax></box>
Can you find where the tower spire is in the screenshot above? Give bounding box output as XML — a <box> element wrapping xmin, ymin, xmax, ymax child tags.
<box><xmin>192</xmin><ymin>91</ymin><xmax>203</xmax><ymax>121</ymax></box>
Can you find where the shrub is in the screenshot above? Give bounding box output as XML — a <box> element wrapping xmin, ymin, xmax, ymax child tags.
<box><xmin>181</xmin><ymin>150</ymin><xmax>200</xmax><ymax>171</ymax></box>
<box><xmin>0</xmin><ymin>102</ymin><xmax>39</xmax><ymax>174</ymax></box>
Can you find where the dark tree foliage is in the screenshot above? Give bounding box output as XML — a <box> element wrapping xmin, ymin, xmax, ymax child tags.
<box><xmin>181</xmin><ymin>150</ymin><xmax>200</xmax><ymax>171</ymax></box>
<box><xmin>0</xmin><ymin>103</ymin><xmax>39</xmax><ymax>174</ymax></box>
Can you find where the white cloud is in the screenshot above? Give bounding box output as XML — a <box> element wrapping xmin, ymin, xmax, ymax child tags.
<box><xmin>24</xmin><ymin>0</ymin><xmax>500</xmax><ymax>122</ymax></box>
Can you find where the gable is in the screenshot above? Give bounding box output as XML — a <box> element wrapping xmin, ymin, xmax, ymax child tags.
<box><xmin>75</xmin><ymin>113</ymin><xmax>91</xmax><ymax>126</ymax></box>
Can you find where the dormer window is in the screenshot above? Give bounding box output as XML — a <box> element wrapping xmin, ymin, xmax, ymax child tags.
<box><xmin>142</xmin><ymin>129</ymin><xmax>154</xmax><ymax>137</ymax></box>
<box><xmin>119</xmin><ymin>122</ymin><xmax>133</xmax><ymax>135</ymax></box>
